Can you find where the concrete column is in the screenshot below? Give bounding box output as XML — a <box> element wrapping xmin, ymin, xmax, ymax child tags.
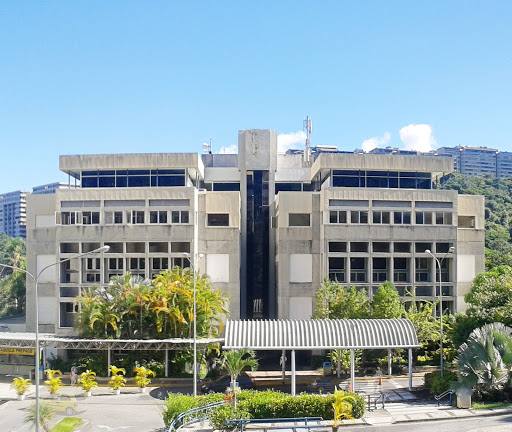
<box><xmin>388</xmin><ymin>349</ymin><xmax>392</xmax><ymax>376</ymax></box>
<box><xmin>291</xmin><ymin>350</ymin><xmax>296</xmax><ymax>396</ymax></box>
<box><xmin>337</xmin><ymin>350</ymin><xmax>341</xmax><ymax>378</ymax></box>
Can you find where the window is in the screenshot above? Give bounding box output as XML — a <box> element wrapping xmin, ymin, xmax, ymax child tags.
<box><xmin>207</xmin><ymin>214</ymin><xmax>230</xmax><ymax>227</ymax></box>
<box><xmin>394</xmin><ymin>242</ymin><xmax>411</xmax><ymax>253</ymax></box>
<box><xmin>350</xmin><ymin>257</ymin><xmax>367</xmax><ymax>282</ymax></box>
<box><xmin>171</xmin><ymin>242</ymin><xmax>190</xmax><ymax>253</ymax></box>
<box><xmin>107</xmin><ymin>258</ymin><xmax>124</xmax><ymax>280</ymax></box>
<box><xmin>373</xmin><ymin>258</ymin><xmax>388</xmax><ymax>282</ymax></box>
<box><xmin>329</xmin><ymin>210</ymin><xmax>347</xmax><ymax>224</ymax></box>
<box><xmin>394</xmin><ymin>211</ymin><xmax>411</xmax><ymax>224</ymax></box>
<box><xmin>61</xmin><ymin>211</ymin><xmax>79</xmax><ymax>225</ymax></box>
<box><xmin>393</xmin><ymin>258</ymin><xmax>409</xmax><ymax>282</ymax></box>
<box><xmin>172</xmin><ymin>257</ymin><xmax>190</xmax><ymax>268</ymax></box>
<box><xmin>151</xmin><ymin>257</ymin><xmax>168</xmax><ymax>277</ymax></box>
<box><xmin>150</xmin><ymin>210</ymin><xmax>167</xmax><ymax>224</ymax></box>
<box><xmin>415</xmin><ymin>258</ymin><xmax>431</xmax><ymax>282</ymax></box>
<box><xmin>171</xmin><ymin>210</ymin><xmax>189</xmax><ymax>224</ymax></box>
<box><xmin>351</xmin><ymin>211</ymin><xmax>368</xmax><ymax>224</ymax></box>
<box><xmin>329</xmin><ymin>242</ymin><xmax>347</xmax><ymax>252</ymax></box>
<box><xmin>350</xmin><ymin>242</ymin><xmax>368</xmax><ymax>252</ymax></box>
<box><xmin>83</xmin><ymin>258</ymin><xmax>101</xmax><ymax>283</ymax></box>
<box><xmin>373</xmin><ymin>242</ymin><xmax>390</xmax><ymax>253</ymax></box>
<box><xmin>289</xmin><ymin>213</ymin><xmax>310</xmax><ymax>227</ymax></box>
<box><xmin>82</xmin><ymin>211</ymin><xmax>100</xmax><ymax>225</ymax></box>
<box><xmin>415</xmin><ymin>211</ymin><xmax>432</xmax><ymax>224</ymax></box>
<box><xmin>129</xmin><ymin>258</ymin><xmax>146</xmax><ymax>277</ymax></box>
<box><xmin>372</xmin><ymin>211</ymin><xmax>390</xmax><ymax>224</ymax></box>
<box><xmin>459</xmin><ymin>215</ymin><xmax>475</xmax><ymax>228</ymax></box>
<box><xmin>129</xmin><ymin>210</ymin><xmax>145</xmax><ymax>224</ymax></box>
<box><xmin>415</xmin><ymin>242</ymin><xmax>432</xmax><ymax>253</ymax></box>
<box><xmin>328</xmin><ymin>257</ymin><xmax>345</xmax><ymax>282</ymax></box>
<box><xmin>105</xmin><ymin>211</ymin><xmax>123</xmax><ymax>224</ymax></box>
<box><xmin>435</xmin><ymin>212</ymin><xmax>452</xmax><ymax>225</ymax></box>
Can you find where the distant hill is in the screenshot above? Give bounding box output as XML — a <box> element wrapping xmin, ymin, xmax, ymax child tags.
<box><xmin>440</xmin><ymin>174</ymin><xmax>512</xmax><ymax>268</ymax></box>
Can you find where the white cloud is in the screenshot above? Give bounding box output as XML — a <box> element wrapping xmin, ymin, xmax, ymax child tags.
<box><xmin>277</xmin><ymin>130</ymin><xmax>306</xmax><ymax>153</ymax></box>
<box><xmin>361</xmin><ymin>132</ymin><xmax>391</xmax><ymax>152</ymax></box>
<box><xmin>399</xmin><ymin>124</ymin><xmax>437</xmax><ymax>152</ymax></box>
<box><xmin>218</xmin><ymin>144</ymin><xmax>238</xmax><ymax>154</ymax></box>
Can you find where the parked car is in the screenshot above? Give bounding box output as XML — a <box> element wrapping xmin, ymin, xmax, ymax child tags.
<box><xmin>45</xmin><ymin>396</ymin><xmax>79</xmax><ymax>416</ymax></box>
<box><xmin>200</xmin><ymin>373</ymin><xmax>254</xmax><ymax>394</ymax></box>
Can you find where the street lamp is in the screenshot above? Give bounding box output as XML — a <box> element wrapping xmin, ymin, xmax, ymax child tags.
<box><xmin>182</xmin><ymin>252</ymin><xmax>203</xmax><ymax>398</ymax></box>
<box><xmin>0</xmin><ymin>244</ymin><xmax>109</xmax><ymax>432</ymax></box>
<box><xmin>425</xmin><ymin>246</ymin><xmax>455</xmax><ymax>378</ymax></box>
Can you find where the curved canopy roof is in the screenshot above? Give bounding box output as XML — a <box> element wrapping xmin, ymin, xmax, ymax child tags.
<box><xmin>224</xmin><ymin>319</ymin><xmax>419</xmax><ymax>350</ymax></box>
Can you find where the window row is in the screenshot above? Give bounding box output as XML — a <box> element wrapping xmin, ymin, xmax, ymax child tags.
<box><xmin>329</xmin><ymin>210</ymin><xmax>452</xmax><ymax>225</ymax></box>
<box><xmin>331</xmin><ymin>170</ymin><xmax>432</xmax><ymax>189</ymax></box>
<box><xmin>57</xmin><ymin>210</ymin><xmax>190</xmax><ymax>226</ymax></box>
<box><xmin>327</xmin><ymin>257</ymin><xmax>451</xmax><ymax>284</ymax></box>
<box><xmin>328</xmin><ymin>241</ymin><xmax>454</xmax><ymax>254</ymax></box>
<box><xmin>60</xmin><ymin>256</ymin><xmax>192</xmax><ymax>284</ymax></box>
<box><xmin>60</xmin><ymin>241</ymin><xmax>190</xmax><ymax>254</ymax></box>
<box><xmin>80</xmin><ymin>169</ymin><xmax>186</xmax><ymax>188</ymax></box>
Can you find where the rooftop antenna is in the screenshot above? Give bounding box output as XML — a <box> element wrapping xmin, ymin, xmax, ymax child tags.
<box><xmin>202</xmin><ymin>138</ymin><xmax>212</xmax><ymax>154</ymax></box>
<box><xmin>303</xmin><ymin>115</ymin><xmax>312</xmax><ymax>166</ymax></box>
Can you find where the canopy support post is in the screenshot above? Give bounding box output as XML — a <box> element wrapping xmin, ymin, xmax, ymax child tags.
<box><xmin>291</xmin><ymin>349</ymin><xmax>296</xmax><ymax>396</ymax></box>
<box><xmin>408</xmin><ymin>348</ymin><xmax>413</xmax><ymax>391</ymax></box>
<box><xmin>350</xmin><ymin>349</ymin><xmax>355</xmax><ymax>392</ymax></box>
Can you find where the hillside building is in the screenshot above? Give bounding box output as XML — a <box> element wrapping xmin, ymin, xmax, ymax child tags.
<box><xmin>25</xmin><ymin>129</ymin><xmax>485</xmax><ymax>335</ymax></box>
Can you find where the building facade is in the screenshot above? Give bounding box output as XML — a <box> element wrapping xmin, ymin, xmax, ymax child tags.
<box><xmin>26</xmin><ymin>129</ymin><xmax>485</xmax><ymax>335</ymax></box>
<box><xmin>0</xmin><ymin>190</ymin><xmax>29</xmax><ymax>238</ymax></box>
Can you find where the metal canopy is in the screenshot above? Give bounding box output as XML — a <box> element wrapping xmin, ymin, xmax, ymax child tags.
<box><xmin>224</xmin><ymin>319</ymin><xmax>420</xmax><ymax>350</ymax></box>
<box><xmin>224</xmin><ymin>319</ymin><xmax>420</xmax><ymax>395</ymax></box>
<box><xmin>0</xmin><ymin>332</ymin><xmax>223</xmax><ymax>350</ymax></box>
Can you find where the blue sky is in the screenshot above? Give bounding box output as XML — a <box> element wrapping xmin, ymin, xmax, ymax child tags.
<box><xmin>1</xmin><ymin>1</ymin><xmax>511</xmax><ymax>192</ymax></box>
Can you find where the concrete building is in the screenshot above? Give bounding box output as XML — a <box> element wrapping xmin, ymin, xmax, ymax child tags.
<box><xmin>25</xmin><ymin>129</ymin><xmax>485</xmax><ymax>336</ymax></box>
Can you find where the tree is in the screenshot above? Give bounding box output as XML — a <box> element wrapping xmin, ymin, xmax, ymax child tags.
<box><xmin>0</xmin><ymin>234</ymin><xmax>27</xmax><ymax>317</ymax></box>
<box><xmin>219</xmin><ymin>349</ymin><xmax>258</xmax><ymax>408</ymax></box>
<box><xmin>451</xmin><ymin>266</ymin><xmax>512</xmax><ymax>347</ymax></box>
<box><xmin>371</xmin><ymin>281</ymin><xmax>402</xmax><ymax>319</ymax></box>
<box><xmin>457</xmin><ymin>323</ymin><xmax>512</xmax><ymax>399</ymax></box>
<box><xmin>313</xmin><ymin>279</ymin><xmax>370</xmax><ymax>319</ymax></box>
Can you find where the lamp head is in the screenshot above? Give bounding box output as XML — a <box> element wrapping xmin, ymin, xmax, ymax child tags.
<box><xmin>425</xmin><ymin>249</ymin><xmax>431</xmax><ymax>254</ymax></box>
<box><xmin>182</xmin><ymin>252</ymin><xmax>190</xmax><ymax>258</ymax></box>
<box><xmin>96</xmin><ymin>245</ymin><xmax>110</xmax><ymax>253</ymax></box>
<box><xmin>449</xmin><ymin>246</ymin><xmax>455</xmax><ymax>253</ymax></box>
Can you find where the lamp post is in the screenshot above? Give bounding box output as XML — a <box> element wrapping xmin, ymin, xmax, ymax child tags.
<box><xmin>0</xmin><ymin>245</ymin><xmax>109</xmax><ymax>432</ymax></box>
<box><xmin>182</xmin><ymin>252</ymin><xmax>204</xmax><ymax>397</ymax></box>
<box><xmin>425</xmin><ymin>246</ymin><xmax>455</xmax><ymax>378</ymax></box>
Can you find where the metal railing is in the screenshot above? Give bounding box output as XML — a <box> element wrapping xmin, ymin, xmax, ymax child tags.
<box><xmin>168</xmin><ymin>400</ymin><xmax>227</xmax><ymax>432</ymax></box>
<box><xmin>366</xmin><ymin>393</ymin><xmax>387</xmax><ymax>411</ymax></box>
<box><xmin>225</xmin><ymin>417</ymin><xmax>324</xmax><ymax>432</ymax></box>
<box><xmin>434</xmin><ymin>389</ymin><xmax>454</xmax><ymax>406</ymax></box>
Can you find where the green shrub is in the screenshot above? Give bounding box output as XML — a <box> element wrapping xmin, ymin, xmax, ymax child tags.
<box><xmin>209</xmin><ymin>404</ymin><xmax>251</xmax><ymax>431</ymax></box>
<box><xmin>424</xmin><ymin>371</ymin><xmax>458</xmax><ymax>395</ymax></box>
<box><xmin>238</xmin><ymin>390</ymin><xmax>365</xmax><ymax>420</ymax></box>
<box><xmin>161</xmin><ymin>393</ymin><xmax>223</xmax><ymax>426</ymax></box>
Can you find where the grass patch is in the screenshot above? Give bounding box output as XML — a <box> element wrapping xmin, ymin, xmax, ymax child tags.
<box><xmin>50</xmin><ymin>417</ymin><xmax>83</xmax><ymax>432</ymax></box>
<box><xmin>472</xmin><ymin>401</ymin><xmax>512</xmax><ymax>410</ymax></box>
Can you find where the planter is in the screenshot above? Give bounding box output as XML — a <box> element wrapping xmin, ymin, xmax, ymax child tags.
<box><xmin>85</xmin><ymin>390</ymin><xmax>92</xmax><ymax>397</ymax></box>
<box><xmin>114</xmin><ymin>389</ymin><xmax>121</xmax><ymax>395</ymax></box>
<box><xmin>139</xmin><ymin>387</ymin><xmax>147</xmax><ymax>394</ymax></box>
<box><xmin>456</xmin><ymin>393</ymin><xmax>471</xmax><ymax>409</ymax></box>
<box><xmin>17</xmin><ymin>394</ymin><xmax>26</xmax><ymax>401</ymax></box>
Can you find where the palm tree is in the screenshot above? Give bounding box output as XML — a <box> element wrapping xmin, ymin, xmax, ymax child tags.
<box><xmin>24</xmin><ymin>403</ymin><xmax>55</xmax><ymax>431</ymax></box>
<box><xmin>219</xmin><ymin>349</ymin><xmax>258</xmax><ymax>408</ymax></box>
<box><xmin>457</xmin><ymin>322</ymin><xmax>512</xmax><ymax>398</ymax></box>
